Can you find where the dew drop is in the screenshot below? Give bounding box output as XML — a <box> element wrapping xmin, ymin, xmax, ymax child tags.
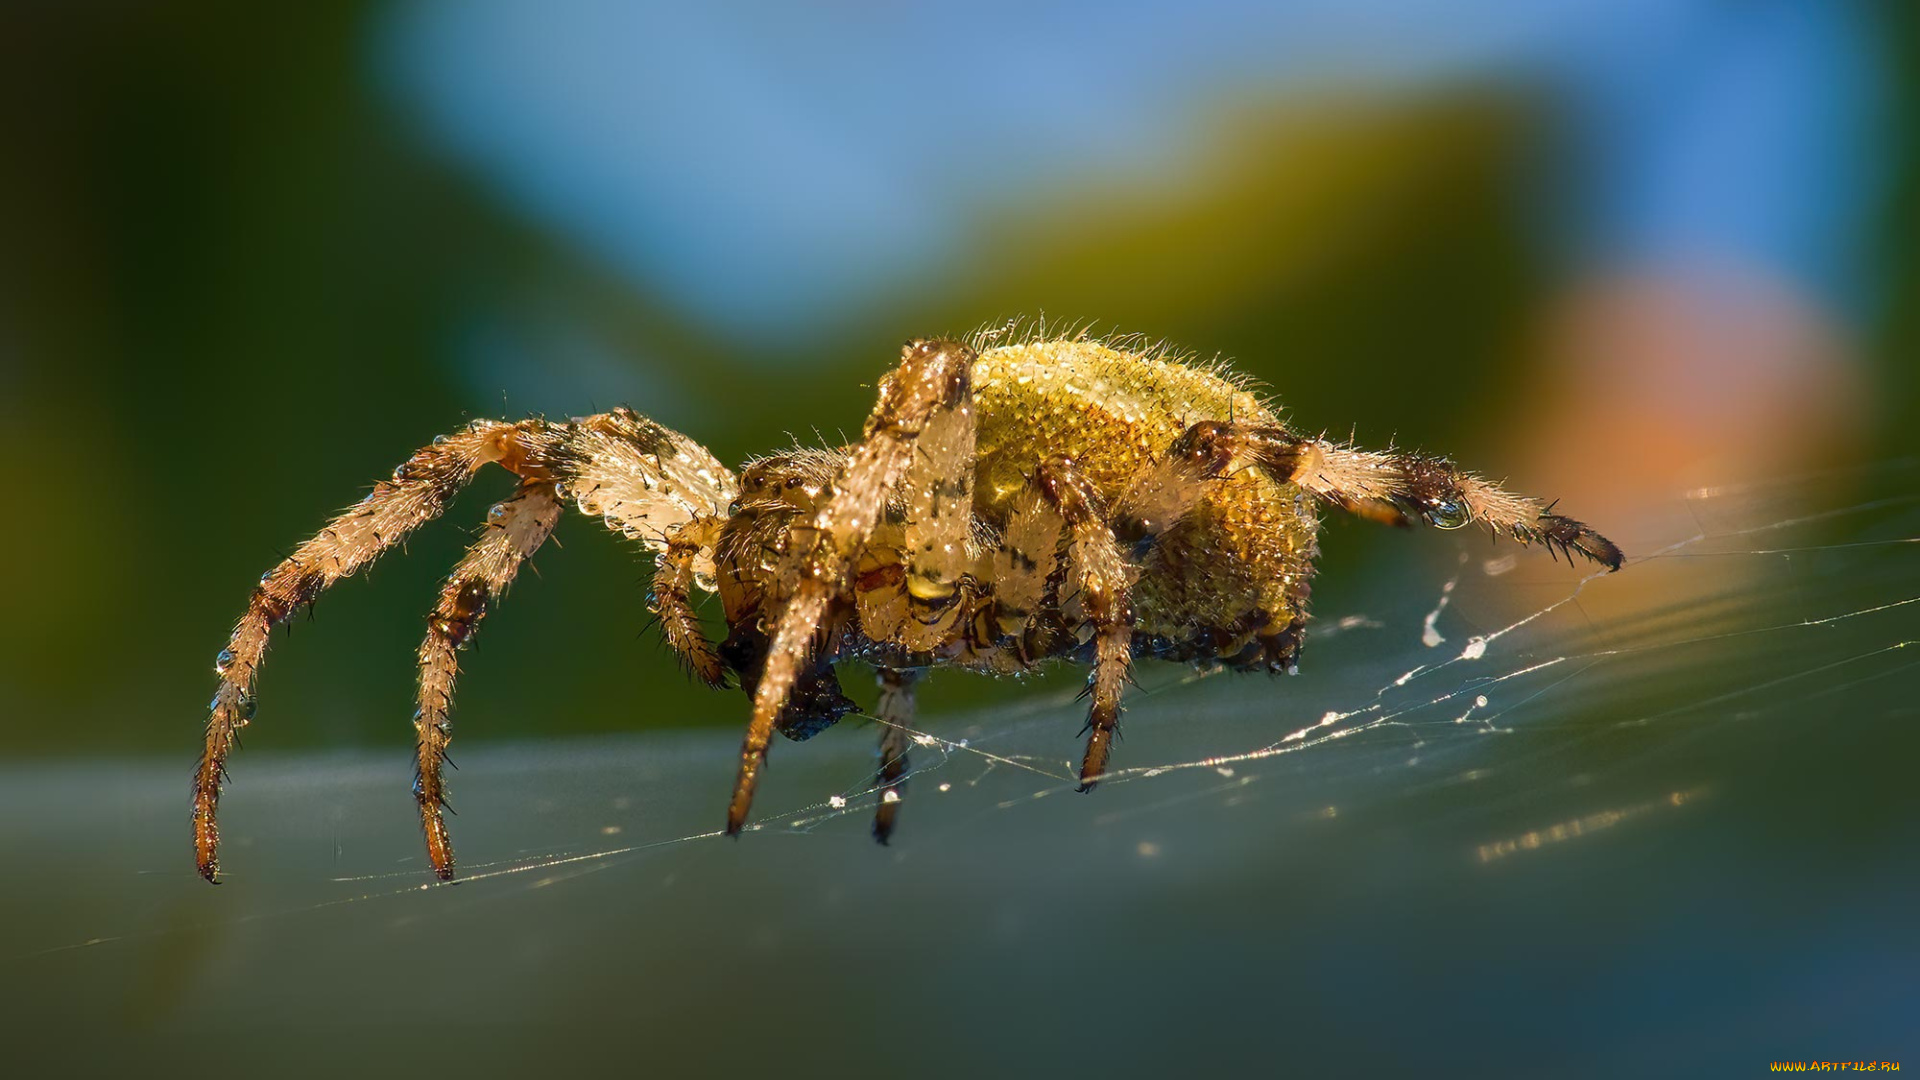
<box><xmin>213</xmin><ymin>649</ymin><xmax>235</xmax><ymax>675</ymax></box>
<box><xmin>486</xmin><ymin>503</ymin><xmax>508</xmax><ymax>524</ymax></box>
<box><xmin>828</xmin><ymin>795</ymin><xmax>847</xmax><ymax>809</ymax></box>
<box><xmin>431</xmin><ymin>434</ymin><xmax>449</xmax><ymax>446</ymax></box>
<box><xmin>1423</xmin><ymin>499</ymin><xmax>1471</xmax><ymax>530</ymax></box>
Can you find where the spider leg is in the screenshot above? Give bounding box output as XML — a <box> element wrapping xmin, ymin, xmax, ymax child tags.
<box><xmin>561</xmin><ymin>408</ymin><xmax>738</xmax><ymax>685</ymax></box>
<box><xmin>562</xmin><ymin>407</ymin><xmax>739</xmax><ymax>549</ymax></box>
<box><xmin>991</xmin><ymin>487</ymin><xmax>1066</xmax><ymax>650</ymax></box>
<box><xmin>651</xmin><ymin>517</ymin><xmax>727</xmax><ymax>687</ymax></box>
<box><xmin>413</xmin><ymin>478</ymin><xmax>564</xmax><ymax>880</ymax></box>
<box><xmin>195</xmin><ymin>421</ymin><xmax>532</xmax><ymax>882</ymax></box>
<box><xmin>871</xmin><ymin>666</ymin><xmax>919</xmax><ymax>844</ymax></box>
<box><xmin>198</xmin><ymin>409</ymin><xmax>735</xmax><ymax>883</ymax></box>
<box><xmin>1165</xmin><ymin>422</ymin><xmax>1624</xmax><ymax>571</ymax></box>
<box><xmin>726</xmin><ymin>338</ymin><xmax>975</xmax><ymax>836</ymax></box>
<box><xmin>895</xmin><ymin>371</ymin><xmax>979</xmax><ymax>653</ymax></box>
<box><xmin>1033</xmin><ymin>456</ymin><xmax>1136</xmax><ymax>793</ymax></box>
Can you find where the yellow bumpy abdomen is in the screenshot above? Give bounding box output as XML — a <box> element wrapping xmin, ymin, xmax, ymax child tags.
<box><xmin>970</xmin><ymin>340</ymin><xmax>1319</xmax><ymax>638</ymax></box>
<box><xmin>972</xmin><ymin>340</ymin><xmax>1268</xmax><ymax>509</ymax></box>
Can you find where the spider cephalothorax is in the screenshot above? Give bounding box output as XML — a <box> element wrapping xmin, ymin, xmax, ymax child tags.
<box><xmin>194</xmin><ymin>333</ymin><xmax>1621</xmax><ymax>882</ymax></box>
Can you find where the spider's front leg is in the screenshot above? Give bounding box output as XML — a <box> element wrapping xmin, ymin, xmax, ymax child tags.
<box><xmin>726</xmin><ymin>338</ymin><xmax>976</xmax><ymax>835</ymax></box>
<box><xmin>198</xmin><ymin>408</ymin><xmax>737</xmax><ymax>883</ymax></box>
<box><xmin>195</xmin><ymin>421</ymin><xmax>535</xmax><ymax>882</ymax></box>
<box><xmin>411</xmin><ymin>413</ymin><xmax>734</xmax><ymax>879</ymax></box>
<box><xmin>414</xmin><ymin>479</ymin><xmax>563</xmax><ymax>878</ymax></box>
<box><xmin>652</xmin><ymin>517</ymin><xmax>728</xmax><ymax>688</ymax></box>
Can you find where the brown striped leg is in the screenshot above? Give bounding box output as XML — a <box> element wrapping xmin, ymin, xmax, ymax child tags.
<box><xmin>1166</xmin><ymin>422</ymin><xmax>1624</xmax><ymax>571</ymax></box>
<box><xmin>990</xmin><ymin>487</ymin><xmax>1065</xmax><ymax>649</ymax></box>
<box><xmin>895</xmin><ymin>371</ymin><xmax>979</xmax><ymax>654</ymax></box>
<box><xmin>413</xmin><ymin>480</ymin><xmax>564</xmax><ymax>879</ymax></box>
<box><xmin>195</xmin><ymin>420</ymin><xmax>533</xmax><ymax>883</ymax></box>
<box><xmin>871</xmin><ymin>667</ymin><xmax>920</xmax><ymax>844</ymax></box>
<box><xmin>197</xmin><ymin>407</ymin><xmax>736</xmax><ymax>884</ymax></box>
<box><xmin>1033</xmin><ymin>456</ymin><xmax>1137</xmax><ymax>793</ymax></box>
<box><xmin>650</xmin><ymin>517</ymin><xmax>727</xmax><ymax>688</ymax></box>
<box><xmin>727</xmin><ymin>338</ymin><xmax>975</xmax><ymax>836</ymax></box>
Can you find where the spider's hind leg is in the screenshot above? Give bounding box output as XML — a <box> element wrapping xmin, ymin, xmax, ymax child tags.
<box><xmin>1033</xmin><ymin>456</ymin><xmax>1136</xmax><ymax>793</ymax></box>
<box><xmin>413</xmin><ymin>479</ymin><xmax>563</xmax><ymax>880</ymax></box>
<box><xmin>1166</xmin><ymin>422</ymin><xmax>1625</xmax><ymax>571</ymax></box>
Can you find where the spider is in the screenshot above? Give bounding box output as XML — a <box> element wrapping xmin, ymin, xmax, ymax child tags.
<box><xmin>194</xmin><ymin>332</ymin><xmax>1622</xmax><ymax>882</ymax></box>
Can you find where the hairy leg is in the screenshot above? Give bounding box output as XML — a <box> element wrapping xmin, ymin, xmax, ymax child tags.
<box><xmin>991</xmin><ymin>487</ymin><xmax>1068</xmax><ymax>660</ymax></box>
<box><xmin>563</xmin><ymin>406</ymin><xmax>739</xmax><ymax>547</ymax></box>
<box><xmin>197</xmin><ymin>408</ymin><xmax>734</xmax><ymax>883</ymax></box>
<box><xmin>871</xmin><ymin>667</ymin><xmax>920</xmax><ymax>844</ymax></box>
<box><xmin>896</xmin><ymin>373</ymin><xmax>979</xmax><ymax>653</ymax></box>
<box><xmin>1034</xmin><ymin>457</ymin><xmax>1137</xmax><ymax>792</ymax></box>
<box><xmin>413</xmin><ymin>479</ymin><xmax>564</xmax><ymax>879</ymax></box>
<box><xmin>1167</xmin><ymin>422</ymin><xmax>1624</xmax><ymax>570</ymax></box>
<box><xmin>850</xmin><ymin>391</ymin><xmax>984</xmax><ymax>654</ymax></box>
<box><xmin>194</xmin><ymin>421</ymin><xmax>529</xmax><ymax>882</ymax></box>
<box><xmin>651</xmin><ymin>517</ymin><xmax>727</xmax><ymax>687</ymax></box>
<box><xmin>727</xmin><ymin>339</ymin><xmax>975</xmax><ymax>835</ymax></box>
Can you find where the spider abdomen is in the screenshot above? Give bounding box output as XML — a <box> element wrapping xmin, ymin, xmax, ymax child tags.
<box><xmin>971</xmin><ymin>340</ymin><xmax>1319</xmax><ymax>653</ymax></box>
<box><xmin>972</xmin><ymin>340</ymin><xmax>1266</xmax><ymax>511</ymax></box>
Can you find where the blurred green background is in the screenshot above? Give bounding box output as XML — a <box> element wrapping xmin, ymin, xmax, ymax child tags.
<box><xmin>2</xmin><ymin>0</ymin><xmax>1915</xmax><ymax>759</ymax></box>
